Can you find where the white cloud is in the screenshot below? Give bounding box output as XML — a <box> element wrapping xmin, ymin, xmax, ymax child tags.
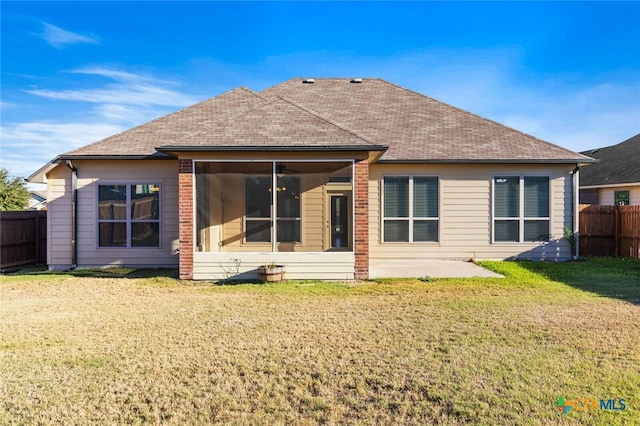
<box><xmin>2</xmin><ymin>66</ymin><xmax>201</xmax><ymax>178</ymax></box>
<box><xmin>41</xmin><ymin>22</ymin><xmax>100</xmax><ymax>49</ymax></box>
<box><xmin>0</xmin><ymin>121</ymin><xmax>124</xmax><ymax>178</ymax></box>
<box><xmin>26</xmin><ymin>67</ymin><xmax>199</xmax><ymax>109</ymax></box>
<box><xmin>0</xmin><ymin>101</ymin><xmax>17</xmax><ymax>109</ymax></box>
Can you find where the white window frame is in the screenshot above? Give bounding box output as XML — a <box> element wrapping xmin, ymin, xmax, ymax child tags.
<box><xmin>96</xmin><ymin>182</ymin><xmax>162</xmax><ymax>249</ymax></box>
<box><xmin>381</xmin><ymin>174</ymin><xmax>440</xmax><ymax>243</ymax></box>
<box><xmin>492</xmin><ymin>175</ymin><xmax>550</xmax><ymax>243</ymax></box>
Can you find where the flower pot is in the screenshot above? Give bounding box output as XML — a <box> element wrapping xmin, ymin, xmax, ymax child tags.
<box><xmin>257</xmin><ymin>265</ymin><xmax>285</xmax><ymax>283</ymax></box>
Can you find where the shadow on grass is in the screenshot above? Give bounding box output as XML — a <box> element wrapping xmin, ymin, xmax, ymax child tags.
<box><xmin>1</xmin><ymin>265</ymin><xmax>179</xmax><ymax>280</ymax></box>
<box><xmin>517</xmin><ymin>257</ymin><xmax>640</xmax><ymax>304</ymax></box>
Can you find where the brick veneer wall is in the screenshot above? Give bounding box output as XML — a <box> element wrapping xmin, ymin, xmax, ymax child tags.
<box><xmin>354</xmin><ymin>160</ymin><xmax>369</xmax><ymax>279</ymax></box>
<box><xmin>178</xmin><ymin>159</ymin><xmax>194</xmax><ymax>279</ymax></box>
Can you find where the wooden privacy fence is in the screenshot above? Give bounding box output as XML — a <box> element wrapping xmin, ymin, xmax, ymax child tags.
<box><xmin>0</xmin><ymin>211</ymin><xmax>47</xmax><ymax>268</ymax></box>
<box><xmin>579</xmin><ymin>204</ymin><xmax>640</xmax><ymax>259</ymax></box>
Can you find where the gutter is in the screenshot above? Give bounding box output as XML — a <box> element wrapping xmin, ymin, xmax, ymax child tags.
<box><xmin>65</xmin><ymin>160</ymin><xmax>78</xmax><ymax>270</ymax></box>
<box><xmin>375</xmin><ymin>158</ymin><xmax>597</xmax><ymax>165</ymax></box>
<box><xmin>156</xmin><ymin>145</ymin><xmax>388</xmax><ymax>153</ymax></box>
<box><xmin>572</xmin><ymin>164</ymin><xmax>580</xmax><ymax>260</ymax></box>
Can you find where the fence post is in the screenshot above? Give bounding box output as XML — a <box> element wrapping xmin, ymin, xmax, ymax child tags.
<box><xmin>614</xmin><ymin>206</ymin><xmax>620</xmax><ymax>257</ymax></box>
<box><xmin>34</xmin><ymin>213</ymin><xmax>40</xmax><ymax>265</ymax></box>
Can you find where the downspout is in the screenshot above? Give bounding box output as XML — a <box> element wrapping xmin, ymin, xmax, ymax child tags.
<box><xmin>572</xmin><ymin>164</ymin><xmax>581</xmax><ymax>260</ymax></box>
<box><xmin>66</xmin><ymin>160</ymin><xmax>78</xmax><ymax>269</ymax></box>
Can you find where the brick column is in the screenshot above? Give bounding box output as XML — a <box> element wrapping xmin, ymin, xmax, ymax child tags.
<box><xmin>178</xmin><ymin>159</ymin><xmax>194</xmax><ymax>279</ymax></box>
<box><xmin>354</xmin><ymin>160</ymin><xmax>369</xmax><ymax>279</ymax></box>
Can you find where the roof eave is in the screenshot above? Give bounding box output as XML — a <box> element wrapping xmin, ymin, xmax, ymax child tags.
<box><xmin>58</xmin><ymin>153</ymin><xmax>173</xmax><ymax>161</ymax></box>
<box><xmin>28</xmin><ymin>157</ymin><xmax>61</xmax><ymax>183</ymax></box>
<box><xmin>375</xmin><ymin>158</ymin><xmax>597</xmax><ymax>165</ymax></box>
<box><xmin>156</xmin><ymin>145</ymin><xmax>388</xmax><ymax>153</ymax></box>
<box><xmin>580</xmin><ymin>181</ymin><xmax>640</xmax><ymax>189</ymax></box>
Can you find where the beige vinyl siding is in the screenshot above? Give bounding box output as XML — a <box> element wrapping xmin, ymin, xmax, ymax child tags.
<box><xmin>46</xmin><ymin>160</ymin><xmax>179</xmax><ymax>269</ymax></box>
<box><xmin>370</xmin><ymin>163</ymin><xmax>575</xmax><ymax>262</ymax></box>
<box><xmin>597</xmin><ymin>185</ymin><xmax>640</xmax><ymax>205</ymax></box>
<box><xmin>46</xmin><ymin>165</ymin><xmax>73</xmax><ymax>269</ymax></box>
<box><xmin>193</xmin><ymin>252</ymin><xmax>354</xmax><ymax>280</ymax></box>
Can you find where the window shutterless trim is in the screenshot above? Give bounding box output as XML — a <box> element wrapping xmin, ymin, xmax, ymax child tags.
<box><xmin>491</xmin><ymin>175</ymin><xmax>550</xmax><ymax>243</ymax></box>
<box><xmin>96</xmin><ymin>182</ymin><xmax>162</xmax><ymax>249</ymax></box>
<box><xmin>381</xmin><ymin>174</ymin><xmax>440</xmax><ymax>243</ymax></box>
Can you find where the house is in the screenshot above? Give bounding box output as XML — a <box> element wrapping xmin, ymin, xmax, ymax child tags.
<box><xmin>29</xmin><ymin>78</ymin><xmax>594</xmax><ymax>280</ymax></box>
<box><xmin>579</xmin><ymin>133</ymin><xmax>640</xmax><ymax>205</ymax></box>
<box><xmin>28</xmin><ymin>190</ymin><xmax>47</xmax><ymax>210</ymax></box>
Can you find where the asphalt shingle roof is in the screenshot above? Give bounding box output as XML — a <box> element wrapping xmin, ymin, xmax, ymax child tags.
<box><xmin>62</xmin><ymin>78</ymin><xmax>592</xmax><ymax>163</ymax></box>
<box><xmin>579</xmin><ymin>133</ymin><xmax>640</xmax><ymax>186</ymax></box>
<box><xmin>64</xmin><ymin>87</ymin><xmax>267</xmax><ymax>157</ymax></box>
<box><xmin>161</xmin><ymin>96</ymin><xmax>382</xmax><ymax>150</ymax></box>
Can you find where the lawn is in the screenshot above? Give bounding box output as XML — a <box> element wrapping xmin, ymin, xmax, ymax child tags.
<box><xmin>1</xmin><ymin>258</ymin><xmax>638</xmax><ymax>425</ymax></box>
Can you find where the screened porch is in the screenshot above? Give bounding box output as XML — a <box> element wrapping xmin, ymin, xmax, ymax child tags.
<box><xmin>192</xmin><ymin>160</ymin><xmax>356</xmax><ymax>280</ymax></box>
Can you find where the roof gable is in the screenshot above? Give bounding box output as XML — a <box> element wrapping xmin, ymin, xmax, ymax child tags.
<box><xmin>580</xmin><ymin>133</ymin><xmax>640</xmax><ymax>186</ymax></box>
<box><xmin>65</xmin><ymin>87</ymin><xmax>268</xmax><ymax>157</ymax></box>
<box><xmin>159</xmin><ymin>96</ymin><xmax>382</xmax><ymax>150</ymax></box>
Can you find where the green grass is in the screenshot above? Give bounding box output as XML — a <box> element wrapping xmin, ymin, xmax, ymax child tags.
<box><xmin>1</xmin><ymin>259</ymin><xmax>639</xmax><ymax>425</ymax></box>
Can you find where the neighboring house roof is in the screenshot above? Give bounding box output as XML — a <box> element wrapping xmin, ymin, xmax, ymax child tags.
<box><xmin>28</xmin><ymin>190</ymin><xmax>47</xmax><ymax>210</ymax></box>
<box><xmin>31</xmin><ymin>78</ymin><xmax>593</xmax><ymax>181</ymax></box>
<box><xmin>579</xmin><ymin>133</ymin><xmax>640</xmax><ymax>187</ymax></box>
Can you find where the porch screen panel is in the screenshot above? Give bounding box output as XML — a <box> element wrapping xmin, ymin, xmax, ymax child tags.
<box><xmin>194</xmin><ymin>161</ymin><xmax>353</xmax><ymax>253</ymax></box>
<box><xmin>276</xmin><ymin>175</ymin><xmax>300</xmax><ymax>243</ymax></box>
<box><xmin>245</xmin><ymin>176</ymin><xmax>272</xmax><ymax>243</ymax></box>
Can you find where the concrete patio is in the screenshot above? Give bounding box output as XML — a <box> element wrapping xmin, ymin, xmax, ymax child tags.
<box><xmin>369</xmin><ymin>259</ymin><xmax>503</xmax><ymax>279</ymax></box>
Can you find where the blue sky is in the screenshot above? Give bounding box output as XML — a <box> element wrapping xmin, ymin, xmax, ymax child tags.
<box><xmin>1</xmin><ymin>1</ymin><xmax>639</xmax><ymax>179</ymax></box>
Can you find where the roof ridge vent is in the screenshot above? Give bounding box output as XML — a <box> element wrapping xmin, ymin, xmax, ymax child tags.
<box><xmin>303</xmin><ymin>78</ymin><xmax>315</xmax><ymax>84</ymax></box>
<box><xmin>351</xmin><ymin>78</ymin><xmax>363</xmax><ymax>83</ymax></box>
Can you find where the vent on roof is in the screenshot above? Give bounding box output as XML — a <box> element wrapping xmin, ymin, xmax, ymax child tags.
<box><xmin>351</xmin><ymin>78</ymin><xmax>363</xmax><ymax>83</ymax></box>
<box><xmin>303</xmin><ymin>78</ymin><xmax>315</xmax><ymax>84</ymax></box>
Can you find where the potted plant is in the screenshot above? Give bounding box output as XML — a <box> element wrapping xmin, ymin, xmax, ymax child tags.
<box><xmin>257</xmin><ymin>263</ymin><xmax>285</xmax><ymax>282</ymax></box>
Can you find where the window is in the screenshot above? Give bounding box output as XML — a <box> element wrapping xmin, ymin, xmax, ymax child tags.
<box><xmin>244</xmin><ymin>175</ymin><xmax>301</xmax><ymax>243</ymax></box>
<box><xmin>98</xmin><ymin>184</ymin><xmax>160</xmax><ymax>247</ymax></box>
<box><xmin>614</xmin><ymin>191</ymin><xmax>630</xmax><ymax>206</ymax></box>
<box><xmin>382</xmin><ymin>176</ymin><xmax>438</xmax><ymax>242</ymax></box>
<box><xmin>493</xmin><ymin>176</ymin><xmax>549</xmax><ymax>242</ymax></box>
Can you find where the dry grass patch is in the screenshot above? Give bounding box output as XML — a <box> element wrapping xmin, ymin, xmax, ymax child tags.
<box><xmin>1</xmin><ymin>260</ymin><xmax>639</xmax><ymax>425</ymax></box>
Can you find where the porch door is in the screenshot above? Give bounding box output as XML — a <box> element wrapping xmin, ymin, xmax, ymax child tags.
<box><xmin>327</xmin><ymin>192</ymin><xmax>352</xmax><ymax>250</ymax></box>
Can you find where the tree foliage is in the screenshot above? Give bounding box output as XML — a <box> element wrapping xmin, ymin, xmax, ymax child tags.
<box><xmin>0</xmin><ymin>168</ymin><xmax>30</xmax><ymax>211</ymax></box>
